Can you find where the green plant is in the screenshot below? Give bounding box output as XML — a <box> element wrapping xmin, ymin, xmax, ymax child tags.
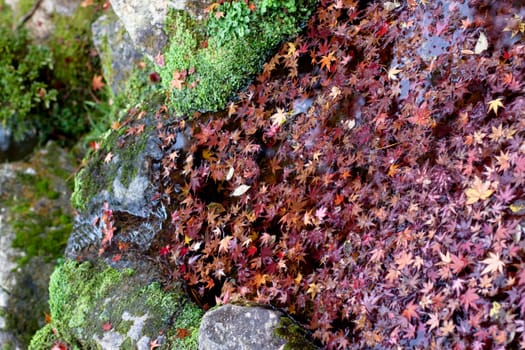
<box><xmin>0</xmin><ymin>26</ymin><xmax>57</xmax><ymax>141</ymax></box>
<box><xmin>0</xmin><ymin>2</ymin><xmax>108</xmax><ymax>144</ymax></box>
<box><xmin>159</xmin><ymin>0</ymin><xmax>314</xmax><ymax>116</ymax></box>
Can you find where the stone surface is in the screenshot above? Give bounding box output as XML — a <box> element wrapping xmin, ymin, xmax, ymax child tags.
<box><xmin>108</xmin><ymin>0</ymin><xmax>169</xmax><ymax>58</ymax></box>
<box><xmin>0</xmin><ymin>165</ymin><xmax>23</xmax><ymax>350</ymax></box>
<box><xmin>91</xmin><ymin>10</ymin><xmax>144</xmax><ymax>93</ymax></box>
<box><xmin>66</xmin><ymin>112</ymin><xmax>166</xmax><ymax>261</ymax></box>
<box><xmin>107</xmin><ymin>0</ymin><xmax>213</xmax><ymax>58</ymax></box>
<box><xmin>0</xmin><ymin>126</ymin><xmax>39</xmax><ymax>162</ymax></box>
<box><xmin>199</xmin><ymin>304</ymin><xmax>317</xmax><ymax>350</ymax></box>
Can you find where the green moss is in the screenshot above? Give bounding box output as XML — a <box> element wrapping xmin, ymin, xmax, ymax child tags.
<box><xmin>159</xmin><ymin>0</ymin><xmax>314</xmax><ymax>116</ymax></box>
<box><xmin>29</xmin><ymin>324</ymin><xmax>58</xmax><ymax>350</ymax></box>
<box><xmin>121</xmin><ymin>337</ymin><xmax>134</xmax><ymax>349</ymax></box>
<box><xmin>274</xmin><ymin>317</ymin><xmax>317</xmax><ymax>350</ymax></box>
<box><xmin>70</xmin><ymin>118</ymin><xmax>153</xmax><ymax>211</ymax></box>
<box><xmin>115</xmin><ymin>320</ymin><xmax>134</xmax><ymax>334</ymax></box>
<box><xmin>4</xmin><ymin>145</ymin><xmax>75</xmax><ymax>266</ymax></box>
<box><xmin>168</xmin><ymin>301</ymin><xmax>203</xmax><ymax>350</ymax></box>
<box><xmin>0</xmin><ymin>0</ymin><xmax>13</xmax><ymax>27</ymax></box>
<box><xmin>30</xmin><ymin>260</ymin><xmax>203</xmax><ymax>349</ymax></box>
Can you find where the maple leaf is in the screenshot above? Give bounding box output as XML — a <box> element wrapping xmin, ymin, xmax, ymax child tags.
<box><xmin>176</xmin><ymin>328</ymin><xmax>190</xmax><ymax>338</ymax></box>
<box><xmin>481</xmin><ymin>252</ymin><xmax>505</xmax><ymax>275</ymax></box>
<box><xmin>402</xmin><ymin>301</ymin><xmax>420</xmax><ymax>320</ymax></box>
<box><xmin>319</xmin><ymin>52</ymin><xmax>336</xmax><ymax>71</ymax></box>
<box><xmin>270</xmin><ymin>108</ymin><xmax>288</xmax><ymax>126</ymax></box>
<box><xmin>155</xmin><ymin>53</ymin><xmax>165</xmax><ymax>67</ymax></box>
<box><xmin>395</xmin><ymin>251</ymin><xmax>413</xmax><ymax>270</ymax></box>
<box><xmin>426</xmin><ymin>313</ymin><xmax>440</xmax><ymax>331</ymax></box>
<box><xmin>465</xmin><ymin>177</ymin><xmax>494</xmax><ymax>204</ymax></box>
<box><xmin>440</xmin><ymin>320</ymin><xmax>455</xmax><ymax>336</ymax></box>
<box><xmin>254</xmin><ymin>273</ymin><xmax>267</xmax><ymax>287</ymax></box>
<box><xmin>460</xmin><ymin>288</ymin><xmax>480</xmax><ymax>312</ymax></box>
<box><xmin>104</xmin><ymin>152</ymin><xmax>113</xmax><ymax>164</ymax></box>
<box><xmin>219</xmin><ymin>235</ymin><xmax>232</xmax><ymax>253</ymax></box>
<box><xmin>92</xmin><ymin>75</ymin><xmax>105</xmax><ymax>91</ymax></box>
<box><xmin>387</xmin><ymin>65</ymin><xmax>402</xmax><ymax>80</ymax></box>
<box><xmin>315</xmin><ymin>206</ymin><xmax>327</xmax><ymax>221</ymax></box>
<box><xmin>170</xmin><ymin>70</ymin><xmax>185</xmax><ymax>90</ymax></box>
<box><xmin>487</xmin><ymin>97</ymin><xmax>504</xmax><ymax>116</ymax></box>
<box><xmin>52</xmin><ymin>342</ymin><xmax>68</xmax><ymax>350</ymax></box>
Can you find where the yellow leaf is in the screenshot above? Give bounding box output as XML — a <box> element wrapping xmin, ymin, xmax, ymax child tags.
<box><xmin>465</xmin><ymin>177</ymin><xmax>494</xmax><ymax>204</ymax></box>
<box><xmin>286</xmin><ymin>42</ymin><xmax>296</xmax><ymax>57</ymax></box>
<box><xmin>510</xmin><ymin>200</ymin><xmax>525</xmax><ymax>214</ymax></box>
<box><xmin>295</xmin><ymin>273</ymin><xmax>302</xmax><ymax>285</ymax></box>
<box><xmin>489</xmin><ymin>301</ymin><xmax>501</xmax><ymax>319</ymax></box>
<box><xmin>387</xmin><ymin>65</ymin><xmax>402</xmax><ymax>80</ymax></box>
<box><xmin>487</xmin><ymin>97</ymin><xmax>504</xmax><ymax>116</ymax></box>
<box><xmin>319</xmin><ymin>52</ymin><xmax>336</xmax><ymax>70</ymax></box>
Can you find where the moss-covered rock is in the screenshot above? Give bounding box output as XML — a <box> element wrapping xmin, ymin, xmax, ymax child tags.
<box><xmin>158</xmin><ymin>0</ymin><xmax>315</xmax><ymax>116</ymax></box>
<box><xmin>29</xmin><ymin>260</ymin><xmax>203</xmax><ymax>349</ymax></box>
<box><xmin>0</xmin><ymin>141</ymin><xmax>77</xmax><ymax>347</ymax></box>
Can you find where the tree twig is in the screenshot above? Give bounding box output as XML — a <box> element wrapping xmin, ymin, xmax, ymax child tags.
<box><xmin>16</xmin><ymin>0</ymin><xmax>44</xmax><ymax>31</ymax></box>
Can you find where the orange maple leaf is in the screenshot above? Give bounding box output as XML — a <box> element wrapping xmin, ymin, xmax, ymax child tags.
<box><xmin>92</xmin><ymin>74</ymin><xmax>105</xmax><ymax>91</ymax></box>
<box><xmin>170</xmin><ymin>70</ymin><xmax>185</xmax><ymax>90</ymax></box>
<box><xmin>319</xmin><ymin>52</ymin><xmax>336</xmax><ymax>70</ymax></box>
<box><xmin>401</xmin><ymin>301</ymin><xmax>420</xmax><ymax>320</ymax></box>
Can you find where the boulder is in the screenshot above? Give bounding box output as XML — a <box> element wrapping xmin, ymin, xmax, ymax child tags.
<box><xmin>91</xmin><ymin>10</ymin><xmax>144</xmax><ymax>93</ymax></box>
<box><xmin>199</xmin><ymin>304</ymin><xmax>317</xmax><ymax>350</ymax></box>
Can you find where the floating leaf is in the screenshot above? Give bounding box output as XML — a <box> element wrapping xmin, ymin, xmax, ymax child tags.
<box><xmin>231</xmin><ymin>184</ymin><xmax>251</xmax><ymax>197</ymax></box>
<box><xmin>474</xmin><ymin>32</ymin><xmax>488</xmax><ymax>54</ymax></box>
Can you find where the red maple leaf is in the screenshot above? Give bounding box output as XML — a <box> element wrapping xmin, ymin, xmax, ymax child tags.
<box><xmin>460</xmin><ymin>288</ymin><xmax>480</xmax><ymax>312</ymax></box>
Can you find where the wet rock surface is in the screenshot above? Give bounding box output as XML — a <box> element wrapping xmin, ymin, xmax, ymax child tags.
<box><xmin>66</xmin><ymin>112</ymin><xmax>166</xmax><ymax>262</ymax></box>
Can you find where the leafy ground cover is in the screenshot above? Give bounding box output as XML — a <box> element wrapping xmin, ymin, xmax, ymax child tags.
<box><xmin>0</xmin><ymin>0</ymin><xmax>110</xmax><ymax>144</ymax></box>
<box><xmin>84</xmin><ymin>0</ymin><xmax>524</xmax><ymax>348</ymax></box>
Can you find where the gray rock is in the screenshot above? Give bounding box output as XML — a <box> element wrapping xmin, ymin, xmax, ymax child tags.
<box><xmin>91</xmin><ymin>11</ymin><xmax>144</xmax><ymax>93</ymax></box>
<box><xmin>199</xmin><ymin>304</ymin><xmax>317</xmax><ymax>350</ymax></box>
<box><xmin>108</xmin><ymin>0</ymin><xmax>213</xmax><ymax>59</ymax></box>
<box><xmin>108</xmin><ymin>0</ymin><xmax>170</xmax><ymax>58</ymax></box>
<box><xmin>66</xmin><ymin>113</ymin><xmax>166</xmax><ymax>260</ymax></box>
